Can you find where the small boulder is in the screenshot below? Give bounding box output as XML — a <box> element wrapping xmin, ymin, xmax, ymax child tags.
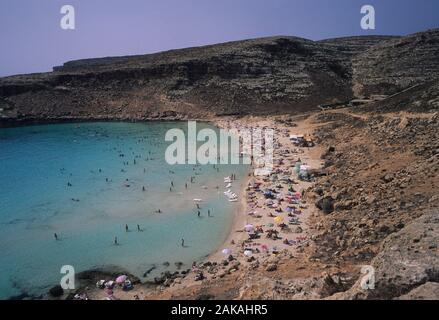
<box><xmin>49</xmin><ymin>285</ymin><xmax>64</xmax><ymax>297</ymax></box>
<box><xmin>316</xmin><ymin>196</ymin><xmax>335</xmax><ymax>214</ymax></box>
<box><xmin>265</xmin><ymin>264</ymin><xmax>277</xmax><ymax>272</ymax></box>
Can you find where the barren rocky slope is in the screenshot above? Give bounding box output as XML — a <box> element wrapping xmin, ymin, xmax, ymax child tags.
<box><xmin>306</xmin><ymin>81</ymin><xmax>439</xmax><ymax>299</ymax></box>
<box><xmin>352</xmin><ymin>29</ymin><xmax>439</xmax><ymax>96</ymax></box>
<box><xmin>310</xmin><ymin>108</ymin><xmax>439</xmax><ymax>265</ymax></box>
<box><xmin>0</xmin><ymin>36</ymin><xmax>356</xmax><ymax>124</ymax></box>
<box><xmin>0</xmin><ymin>32</ymin><xmax>438</xmax><ymax>125</ymax></box>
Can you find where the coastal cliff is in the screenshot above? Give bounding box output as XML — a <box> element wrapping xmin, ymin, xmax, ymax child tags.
<box><xmin>1</xmin><ymin>29</ymin><xmax>437</xmax><ymax>126</ymax></box>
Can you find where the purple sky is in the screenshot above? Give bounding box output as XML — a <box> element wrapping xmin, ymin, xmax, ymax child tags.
<box><xmin>1</xmin><ymin>0</ymin><xmax>438</xmax><ymax>77</ymax></box>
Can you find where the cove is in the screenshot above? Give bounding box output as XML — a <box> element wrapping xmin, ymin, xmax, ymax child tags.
<box><xmin>0</xmin><ymin>121</ymin><xmax>248</xmax><ymax>299</ymax></box>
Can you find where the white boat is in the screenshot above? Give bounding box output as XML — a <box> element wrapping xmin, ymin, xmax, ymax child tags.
<box><xmin>228</xmin><ymin>193</ymin><xmax>238</xmax><ymax>199</ymax></box>
<box><xmin>223</xmin><ymin>188</ymin><xmax>238</xmax><ymax>201</ymax></box>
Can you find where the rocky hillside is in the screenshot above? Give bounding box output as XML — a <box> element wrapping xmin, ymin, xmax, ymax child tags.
<box><xmin>318</xmin><ymin>35</ymin><xmax>398</xmax><ymax>55</ymax></box>
<box><xmin>352</xmin><ymin>29</ymin><xmax>439</xmax><ymax>96</ymax></box>
<box><xmin>0</xmin><ymin>30</ymin><xmax>439</xmax><ymax>125</ymax></box>
<box><xmin>1</xmin><ymin>29</ymin><xmax>437</xmax><ymax>126</ymax></box>
<box><xmin>0</xmin><ymin>37</ymin><xmax>339</xmax><ymax>123</ymax></box>
<box><xmin>330</xmin><ymin>210</ymin><xmax>439</xmax><ymax>299</ymax></box>
<box><xmin>310</xmin><ymin>109</ymin><xmax>439</xmax><ymax>263</ymax></box>
<box><xmin>0</xmin><ymin>36</ymin><xmax>357</xmax><ymax>125</ymax></box>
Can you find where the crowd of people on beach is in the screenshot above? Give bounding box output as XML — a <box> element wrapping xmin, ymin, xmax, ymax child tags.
<box><xmin>211</xmin><ymin>119</ymin><xmax>315</xmax><ymax>268</ymax></box>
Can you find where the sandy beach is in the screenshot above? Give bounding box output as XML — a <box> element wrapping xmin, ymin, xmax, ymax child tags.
<box><xmin>205</xmin><ymin>115</ymin><xmax>323</xmax><ymax>262</ymax></box>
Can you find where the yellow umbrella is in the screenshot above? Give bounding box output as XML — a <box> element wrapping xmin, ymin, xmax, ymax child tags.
<box><xmin>274</xmin><ymin>216</ymin><xmax>283</xmax><ymax>223</ymax></box>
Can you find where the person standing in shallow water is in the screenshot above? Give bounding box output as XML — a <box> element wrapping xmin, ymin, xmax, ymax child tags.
<box><xmin>114</xmin><ymin>237</ymin><xmax>118</xmax><ymax>245</ymax></box>
<box><xmin>137</xmin><ymin>224</ymin><xmax>141</xmax><ymax>231</ymax></box>
<box><xmin>125</xmin><ymin>224</ymin><xmax>129</xmax><ymax>232</ymax></box>
<box><xmin>54</xmin><ymin>233</ymin><xmax>58</xmax><ymax>240</ymax></box>
<box><xmin>181</xmin><ymin>238</ymin><xmax>185</xmax><ymax>247</ymax></box>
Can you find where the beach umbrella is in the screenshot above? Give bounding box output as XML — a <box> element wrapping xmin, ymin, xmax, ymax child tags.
<box><xmin>243</xmin><ymin>250</ymin><xmax>253</xmax><ymax>257</ymax></box>
<box><xmin>244</xmin><ymin>224</ymin><xmax>254</xmax><ymax>232</ymax></box>
<box><xmin>116</xmin><ymin>275</ymin><xmax>127</xmax><ymax>284</ymax></box>
<box><xmin>260</xmin><ymin>244</ymin><xmax>268</xmax><ymax>251</ymax></box>
<box><xmin>222</xmin><ymin>248</ymin><xmax>232</xmax><ymax>255</ymax></box>
<box><xmin>274</xmin><ymin>216</ymin><xmax>284</xmax><ymax>224</ymax></box>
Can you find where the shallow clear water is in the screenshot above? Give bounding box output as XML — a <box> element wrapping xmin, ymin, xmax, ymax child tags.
<box><xmin>0</xmin><ymin>121</ymin><xmax>248</xmax><ymax>299</ymax></box>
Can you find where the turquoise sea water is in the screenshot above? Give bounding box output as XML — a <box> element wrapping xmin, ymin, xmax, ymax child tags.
<box><xmin>0</xmin><ymin>122</ymin><xmax>248</xmax><ymax>299</ymax></box>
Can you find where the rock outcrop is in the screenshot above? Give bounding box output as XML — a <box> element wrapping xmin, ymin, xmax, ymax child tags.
<box><xmin>329</xmin><ymin>211</ymin><xmax>439</xmax><ymax>299</ymax></box>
